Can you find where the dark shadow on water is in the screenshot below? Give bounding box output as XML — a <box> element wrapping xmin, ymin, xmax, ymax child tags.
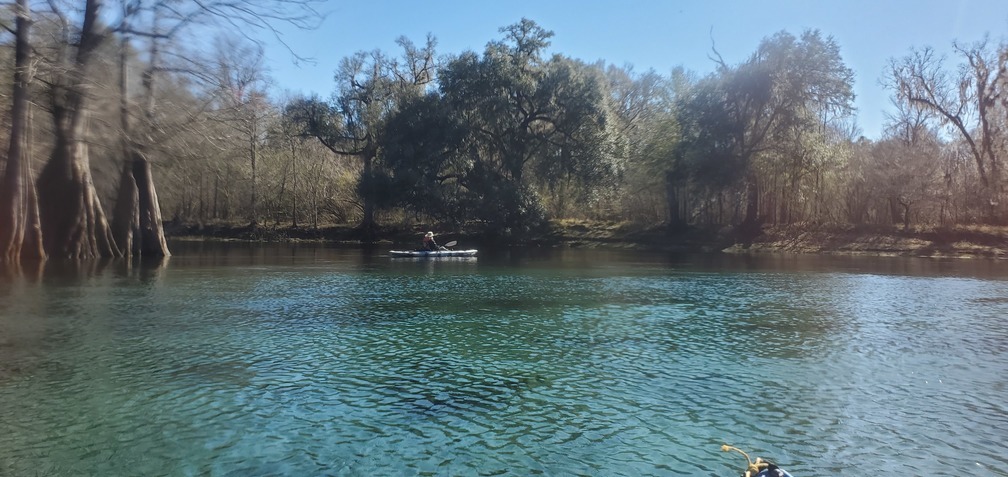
<box><xmin>0</xmin><ymin>259</ymin><xmax>45</xmax><ymax>284</ymax></box>
<box><xmin>0</xmin><ymin>255</ymin><xmax>172</xmax><ymax>286</ymax></box>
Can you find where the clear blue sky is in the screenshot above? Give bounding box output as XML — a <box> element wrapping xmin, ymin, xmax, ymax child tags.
<box><xmin>261</xmin><ymin>0</ymin><xmax>1008</xmax><ymax>140</ymax></box>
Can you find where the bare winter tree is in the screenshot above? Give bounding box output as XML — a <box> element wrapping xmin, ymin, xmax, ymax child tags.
<box><xmin>287</xmin><ymin>34</ymin><xmax>438</xmax><ymax>237</ymax></box>
<box><xmin>107</xmin><ymin>0</ymin><xmax>325</xmax><ymax>255</ymax></box>
<box><xmin>209</xmin><ymin>37</ymin><xmax>273</xmax><ymax>225</ymax></box>
<box><xmin>13</xmin><ymin>0</ymin><xmax>325</xmax><ymax>260</ymax></box>
<box><xmin>111</xmin><ymin>0</ymin><xmax>169</xmax><ymax>258</ymax></box>
<box><xmin>36</xmin><ymin>0</ymin><xmax>121</xmax><ymax>259</ymax></box>
<box><xmin>888</xmin><ymin>40</ymin><xmax>1006</xmax><ymax>222</ymax></box>
<box><xmin>0</xmin><ymin>0</ymin><xmax>46</xmax><ymax>262</ymax></box>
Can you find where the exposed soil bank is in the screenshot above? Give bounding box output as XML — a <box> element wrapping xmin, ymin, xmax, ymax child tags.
<box><xmin>729</xmin><ymin>224</ymin><xmax>1008</xmax><ymax>259</ymax></box>
<box><xmin>165</xmin><ymin>220</ymin><xmax>1008</xmax><ymax>259</ymax></box>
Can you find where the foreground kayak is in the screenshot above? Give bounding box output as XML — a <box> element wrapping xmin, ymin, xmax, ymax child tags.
<box><xmin>389</xmin><ymin>249</ymin><xmax>478</xmax><ymax>258</ymax></box>
<box><xmin>722</xmin><ymin>445</ymin><xmax>793</xmax><ymax>477</ymax></box>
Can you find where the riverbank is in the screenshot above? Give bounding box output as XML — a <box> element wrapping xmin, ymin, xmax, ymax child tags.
<box><xmin>165</xmin><ymin>220</ymin><xmax>1008</xmax><ymax>259</ymax></box>
<box><xmin>730</xmin><ymin>223</ymin><xmax>1008</xmax><ymax>259</ymax></box>
<box><xmin>164</xmin><ymin>219</ymin><xmax>733</xmax><ymax>251</ymax></box>
<box><xmin>539</xmin><ymin>221</ymin><xmax>1008</xmax><ymax>258</ymax></box>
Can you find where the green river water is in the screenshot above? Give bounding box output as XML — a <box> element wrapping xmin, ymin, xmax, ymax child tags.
<box><xmin>1</xmin><ymin>242</ymin><xmax>1006</xmax><ymax>476</ymax></box>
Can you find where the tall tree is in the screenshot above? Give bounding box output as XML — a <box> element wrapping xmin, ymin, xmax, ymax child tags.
<box><xmin>869</xmin><ymin>135</ymin><xmax>942</xmax><ymax>230</ymax></box>
<box><xmin>674</xmin><ymin>30</ymin><xmax>854</xmax><ymax>233</ymax></box>
<box><xmin>382</xmin><ymin>19</ymin><xmax>622</xmax><ymax>236</ymax></box>
<box><xmin>605</xmin><ymin>65</ymin><xmax>675</xmax><ymax>223</ymax></box>
<box><xmin>0</xmin><ymin>0</ymin><xmax>46</xmax><ymax>262</ymax></box>
<box><xmin>36</xmin><ymin>0</ymin><xmax>121</xmax><ymax>258</ymax></box>
<box><xmin>111</xmin><ymin>0</ymin><xmax>170</xmax><ymax>258</ymax></box>
<box><xmin>107</xmin><ymin>0</ymin><xmax>324</xmax><ymax>253</ymax></box>
<box><xmin>376</xmin><ymin>92</ymin><xmax>468</xmax><ymax>221</ymax></box>
<box><xmin>210</xmin><ymin>38</ymin><xmax>272</xmax><ymax>225</ymax></box>
<box><xmin>888</xmin><ymin>40</ymin><xmax>1006</xmax><ymax>222</ymax></box>
<box><xmin>287</xmin><ymin>34</ymin><xmax>437</xmax><ymax>236</ymax></box>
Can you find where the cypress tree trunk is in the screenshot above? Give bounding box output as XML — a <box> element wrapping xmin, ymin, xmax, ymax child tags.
<box><xmin>134</xmin><ymin>22</ymin><xmax>170</xmax><ymax>257</ymax></box>
<box><xmin>112</xmin><ymin>154</ymin><xmax>140</xmax><ymax>256</ymax></box>
<box><xmin>38</xmin><ymin>134</ymin><xmax>120</xmax><ymax>259</ymax></box>
<box><xmin>110</xmin><ymin>8</ymin><xmax>170</xmax><ymax>258</ymax></box>
<box><xmin>111</xmin><ymin>148</ymin><xmax>170</xmax><ymax>258</ymax></box>
<box><xmin>0</xmin><ymin>0</ymin><xmax>45</xmax><ymax>262</ymax></box>
<box><xmin>112</xmin><ymin>12</ymin><xmax>139</xmax><ymax>258</ymax></box>
<box><xmin>37</xmin><ymin>0</ymin><xmax>120</xmax><ymax>259</ymax></box>
<box><xmin>133</xmin><ymin>155</ymin><xmax>170</xmax><ymax>255</ymax></box>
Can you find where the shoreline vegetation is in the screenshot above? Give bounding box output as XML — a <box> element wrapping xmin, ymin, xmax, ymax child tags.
<box><xmin>5</xmin><ymin>13</ymin><xmax>1008</xmax><ymax>266</ymax></box>
<box><xmin>166</xmin><ymin>219</ymin><xmax>1008</xmax><ymax>259</ymax></box>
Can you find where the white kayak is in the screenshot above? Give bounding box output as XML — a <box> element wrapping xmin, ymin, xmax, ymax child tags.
<box><xmin>389</xmin><ymin>249</ymin><xmax>478</xmax><ymax>258</ymax></box>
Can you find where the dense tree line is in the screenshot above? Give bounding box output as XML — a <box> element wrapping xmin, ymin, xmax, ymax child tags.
<box><xmin>3</xmin><ymin>11</ymin><xmax>1008</xmax><ymax>264</ymax></box>
<box><xmin>0</xmin><ymin>0</ymin><xmax>323</xmax><ymax>262</ymax></box>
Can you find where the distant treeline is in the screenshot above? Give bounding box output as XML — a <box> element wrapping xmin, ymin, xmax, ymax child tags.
<box><xmin>2</xmin><ymin>3</ymin><xmax>1007</xmax><ymax>262</ymax></box>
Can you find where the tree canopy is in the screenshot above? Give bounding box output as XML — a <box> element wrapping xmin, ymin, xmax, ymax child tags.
<box><xmin>378</xmin><ymin>19</ymin><xmax>622</xmax><ymax>236</ymax></box>
<box><xmin>4</xmin><ymin>13</ymin><xmax>1008</xmax><ymax>260</ymax></box>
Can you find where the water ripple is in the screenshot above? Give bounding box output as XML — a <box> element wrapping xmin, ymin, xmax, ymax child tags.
<box><xmin>1</xmin><ymin>257</ymin><xmax>1007</xmax><ymax>475</ymax></box>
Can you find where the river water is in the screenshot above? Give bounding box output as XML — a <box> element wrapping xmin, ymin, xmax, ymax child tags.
<box><xmin>1</xmin><ymin>242</ymin><xmax>1006</xmax><ymax>476</ymax></box>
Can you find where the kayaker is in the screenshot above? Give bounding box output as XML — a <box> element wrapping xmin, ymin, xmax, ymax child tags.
<box><xmin>421</xmin><ymin>231</ymin><xmax>445</xmax><ymax>251</ymax></box>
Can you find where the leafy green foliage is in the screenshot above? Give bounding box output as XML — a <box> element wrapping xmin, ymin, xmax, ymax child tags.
<box><xmin>669</xmin><ymin>29</ymin><xmax>856</xmax><ymax>226</ymax></box>
<box><xmin>283</xmin><ymin>36</ymin><xmax>438</xmax><ymax>232</ymax></box>
<box><xmin>10</xmin><ymin>10</ymin><xmax>1004</xmax><ymax>241</ymax></box>
<box><xmin>379</xmin><ymin>19</ymin><xmax>621</xmax><ymax>237</ymax></box>
<box><xmin>373</xmin><ymin>93</ymin><xmax>467</xmax><ymax>219</ymax></box>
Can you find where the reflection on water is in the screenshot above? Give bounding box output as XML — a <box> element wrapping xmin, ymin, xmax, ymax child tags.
<box><xmin>1</xmin><ymin>243</ymin><xmax>1007</xmax><ymax>476</ymax></box>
